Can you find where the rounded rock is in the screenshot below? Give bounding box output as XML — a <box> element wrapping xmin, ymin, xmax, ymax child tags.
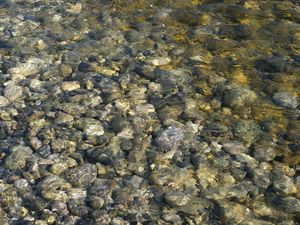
<box><xmin>65</xmin><ymin>164</ymin><xmax>97</xmax><ymax>188</ymax></box>
<box><xmin>272</xmin><ymin>92</ymin><xmax>298</xmax><ymax>109</ymax></box>
<box><xmin>4</xmin><ymin>82</ymin><xmax>23</xmax><ymax>102</ymax></box>
<box><xmin>156</xmin><ymin>126</ymin><xmax>184</xmax><ymax>152</ymax></box>
<box><xmin>164</xmin><ymin>190</ymin><xmax>190</xmax><ymax>207</ymax></box>
<box><xmin>4</xmin><ymin>145</ymin><xmax>33</xmax><ymax>170</ymax></box>
<box><xmin>61</xmin><ymin>81</ymin><xmax>81</xmax><ymax>92</ymax></box>
<box><xmin>223</xmin><ymin>87</ymin><xmax>257</xmax><ymax>109</ymax></box>
<box><xmin>0</xmin><ymin>96</ymin><xmax>9</xmax><ymax>108</ymax></box>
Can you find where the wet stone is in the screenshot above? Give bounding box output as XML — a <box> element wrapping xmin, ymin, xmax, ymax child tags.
<box><xmin>0</xmin><ymin>0</ymin><xmax>299</xmax><ymax>224</ymax></box>
<box><xmin>222</xmin><ymin>141</ymin><xmax>248</xmax><ymax>155</ymax></box>
<box><xmin>65</xmin><ymin>164</ymin><xmax>97</xmax><ymax>188</ymax></box>
<box><xmin>162</xmin><ymin>211</ymin><xmax>182</xmax><ymax>224</ymax></box>
<box><xmin>0</xmin><ymin>207</ymin><xmax>9</xmax><ymax>225</ymax></box>
<box><xmin>61</xmin><ymin>81</ymin><xmax>81</xmax><ymax>92</ymax></box>
<box><xmin>0</xmin><ymin>167</ymin><xmax>11</xmax><ymax>179</ymax></box>
<box><xmin>255</xmin><ymin>56</ymin><xmax>293</xmax><ymax>73</ymax></box>
<box><xmin>4</xmin><ymin>82</ymin><xmax>23</xmax><ymax>102</ymax></box>
<box><xmin>253</xmin><ymin>142</ymin><xmax>277</xmax><ymax>161</ymax></box>
<box><xmin>155</xmin><ymin>126</ymin><xmax>184</xmax><ymax>152</ymax></box>
<box><xmin>124</xmin><ymin>30</ymin><xmax>145</xmax><ymax>42</ymax></box>
<box><xmin>78</xmin><ymin>62</ymin><xmax>93</xmax><ymax>72</ymax></box>
<box><xmin>272</xmin><ymin>174</ymin><xmax>297</xmax><ymax>196</ymax></box>
<box><xmin>223</xmin><ymin>87</ymin><xmax>257</xmax><ymax>109</ymax></box>
<box><xmin>23</xmin><ymin>194</ymin><xmax>47</xmax><ymax>212</ymax></box>
<box><xmin>220</xmin><ymin>201</ymin><xmax>247</xmax><ymax>224</ymax></box>
<box><xmin>60</xmin><ymin>64</ymin><xmax>73</xmax><ymax>77</ymax></box>
<box><xmin>88</xmin><ymin>195</ymin><xmax>105</xmax><ymax>209</ymax></box>
<box><xmin>233</xmin><ymin>120</ymin><xmax>262</xmax><ymax>147</ymax></box>
<box><xmin>235</xmin><ymin>153</ymin><xmax>258</xmax><ymax>168</ymax></box>
<box><xmin>287</xmin><ymin>122</ymin><xmax>300</xmax><ymax>141</ymax></box>
<box><xmin>272</xmin><ymin>92</ymin><xmax>298</xmax><ymax>109</ymax></box>
<box><xmin>54</xmin><ymin>112</ymin><xmax>74</xmax><ymax>125</ymax></box>
<box><xmin>14</xmin><ymin>179</ymin><xmax>30</xmax><ymax>194</ymax></box>
<box><xmin>148</xmin><ymin>56</ymin><xmax>171</xmax><ymax>66</ymax></box>
<box><xmin>7</xmin><ymin>57</ymin><xmax>46</xmax><ymax>79</ymax></box>
<box><xmin>75</xmin><ymin>118</ymin><xmax>104</xmax><ymax>137</ymax></box>
<box><xmin>251</xmin><ymin>168</ymin><xmax>271</xmax><ymax>189</ymax></box>
<box><xmin>51</xmin><ymin>201</ymin><xmax>69</xmax><ymax>216</ymax></box>
<box><xmin>110</xmin><ymin>115</ymin><xmax>129</xmax><ymax>133</ymax></box>
<box><xmin>0</xmin><ymin>96</ymin><xmax>9</xmax><ymax>107</ymax></box>
<box><xmin>164</xmin><ymin>190</ymin><xmax>190</xmax><ymax>207</ymax></box>
<box><xmin>4</xmin><ymin>145</ymin><xmax>33</xmax><ymax>170</ymax></box>
<box><xmin>279</xmin><ymin>197</ymin><xmax>300</xmax><ymax>213</ymax></box>
<box><xmin>134</xmin><ymin>64</ymin><xmax>155</xmax><ymax>80</ymax></box>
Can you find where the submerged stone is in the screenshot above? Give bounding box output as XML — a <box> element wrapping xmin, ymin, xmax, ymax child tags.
<box><xmin>155</xmin><ymin>126</ymin><xmax>184</xmax><ymax>152</ymax></box>
<box><xmin>223</xmin><ymin>87</ymin><xmax>257</xmax><ymax>109</ymax></box>
<box><xmin>4</xmin><ymin>145</ymin><xmax>33</xmax><ymax>170</ymax></box>
<box><xmin>65</xmin><ymin>164</ymin><xmax>97</xmax><ymax>187</ymax></box>
<box><xmin>272</xmin><ymin>92</ymin><xmax>298</xmax><ymax>109</ymax></box>
<box><xmin>0</xmin><ymin>96</ymin><xmax>9</xmax><ymax>108</ymax></box>
<box><xmin>164</xmin><ymin>190</ymin><xmax>190</xmax><ymax>207</ymax></box>
<box><xmin>4</xmin><ymin>82</ymin><xmax>23</xmax><ymax>102</ymax></box>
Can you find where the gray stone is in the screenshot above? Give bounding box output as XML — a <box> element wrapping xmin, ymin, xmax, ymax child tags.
<box><xmin>164</xmin><ymin>190</ymin><xmax>190</xmax><ymax>207</ymax></box>
<box><xmin>280</xmin><ymin>197</ymin><xmax>300</xmax><ymax>213</ymax></box>
<box><xmin>253</xmin><ymin>142</ymin><xmax>277</xmax><ymax>161</ymax></box>
<box><xmin>4</xmin><ymin>82</ymin><xmax>23</xmax><ymax>102</ymax></box>
<box><xmin>273</xmin><ymin>174</ymin><xmax>296</xmax><ymax>196</ymax></box>
<box><xmin>156</xmin><ymin>126</ymin><xmax>184</xmax><ymax>152</ymax></box>
<box><xmin>273</xmin><ymin>92</ymin><xmax>298</xmax><ymax>109</ymax></box>
<box><xmin>0</xmin><ymin>96</ymin><xmax>9</xmax><ymax>107</ymax></box>
<box><xmin>251</xmin><ymin>168</ymin><xmax>271</xmax><ymax>189</ymax></box>
<box><xmin>8</xmin><ymin>57</ymin><xmax>46</xmax><ymax>79</ymax></box>
<box><xmin>65</xmin><ymin>164</ymin><xmax>97</xmax><ymax>187</ymax></box>
<box><xmin>222</xmin><ymin>141</ymin><xmax>248</xmax><ymax>155</ymax></box>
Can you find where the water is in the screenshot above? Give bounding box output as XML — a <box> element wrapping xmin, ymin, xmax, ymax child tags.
<box><xmin>0</xmin><ymin>0</ymin><xmax>299</xmax><ymax>224</ymax></box>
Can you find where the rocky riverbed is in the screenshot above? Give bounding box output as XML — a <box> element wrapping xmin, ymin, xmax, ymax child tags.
<box><xmin>0</xmin><ymin>0</ymin><xmax>300</xmax><ymax>224</ymax></box>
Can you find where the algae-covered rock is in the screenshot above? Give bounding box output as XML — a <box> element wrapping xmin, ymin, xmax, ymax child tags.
<box><xmin>233</xmin><ymin>120</ymin><xmax>262</xmax><ymax>147</ymax></box>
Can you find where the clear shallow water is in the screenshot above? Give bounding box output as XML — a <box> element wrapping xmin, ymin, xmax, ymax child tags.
<box><xmin>0</xmin><ymin>0</ymin><xmax>300</xmax><ymax>224</ymax></box>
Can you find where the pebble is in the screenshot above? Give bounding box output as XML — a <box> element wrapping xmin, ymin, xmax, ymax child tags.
<box><xmin>234</xmin><ymin>120</ymin><xmax>261</xmax><ymax>147</ymax></box>
<box><xmin>164</xmin><ymin>190</ymin><xmax>190</xmax><ymax>207</ymax></box>
<box><xmin>65</xmin><ymin>164</ymin><xmax>97</xmax><ymax>188</ymax></box>
<box><xmin>253</xmin><ymin>142</ymin><xmax>277</xmax><ymax>161</ymax></box>
<box><xmin>61</xmin><ymin>81</ymin><xmax>80</xmax><ymax>92</ymax></box>
<box><xmin>8</xmin><ymin>57</ymin><xmax>46</xmax><ymax>79</ymax></box>
<box><xmin>251</xmin><ymin>168</ymin><xmax>271</xmax><ymax>188</ymax></box>
<box><xmin>280</xmin><ymin>197</ymin><xmax>300</xmax><ymax>213</ymax></box>
<box><xmin>60</xmin><ymin>64</ymin><xmax>73</xmax><ymax>77</ymax></box>
<box><xmin>222</xmin><ymin>141</ymin><xmax>248</xmax><ymax>155</ymax></box>
<box><xmin>0</xmin><ymin>96</ymin><xmax>9</xmax><ymax>107</ymax></box>
<box><xmin>273</xmin><ymin>174</ymin><xmax>297</xmax><ymax>196</ymax></box>
<box><xmin>78</xmin><ymin>62</ymin><xmax>93</xmax><ymax>72</ymax></box>
<box><xmin>220</xmin><ymin>201</ymin><xmax>247</xmax><ymax>223</ymax></box>
<box><xmin>148</xmin><ymin>56</ymin><xmax>171</xmax><ymax>66</ymax></box>
<box><xmin>155</xmin><ymin>126</ymin><xmax>184</xmax><ymax>152</ymax></box>
<box><xmin>0</xmin><ymin>1</ymin><xmax>298</xmax><ymax>224</ymax></box>
<box><xmin>272</xmin><ymin>92</ymin><xmax>298</xmax><ymax>109</ymax></box>
<box><xmin>223</xmin><ymin>87</ymin><xmax>257</xmax><ymax>109</ymax></box>
<box><xmin>4</xmin><ymin>145</ymin><xmax>33</xmax><ymax>170</ymax></box>
<box><xmin>4</xmin><ymin>82</ymin><xmax>23</xmax><ymax>102</ymax></box>
<box><xmin>84</xmin><ymin>123</ymin><xmax>104</xmax><ymax>137</ymax></box>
